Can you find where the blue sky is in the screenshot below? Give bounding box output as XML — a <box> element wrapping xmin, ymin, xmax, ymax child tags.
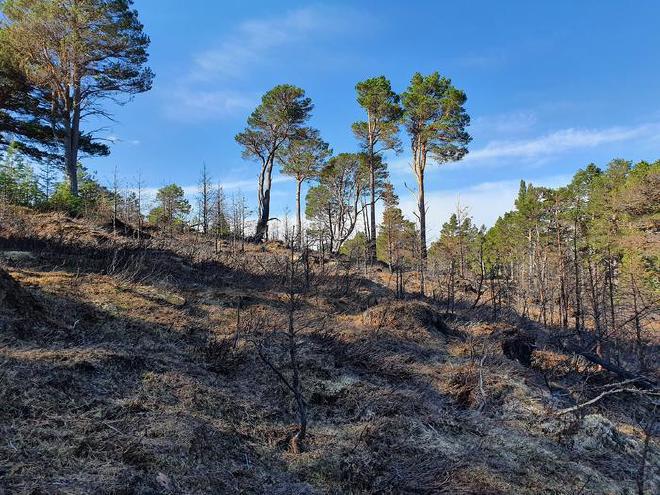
<box><xmin>86</xmin><ymin>0</ymin><xmax>660</xmax><ymax>239</ymax></box>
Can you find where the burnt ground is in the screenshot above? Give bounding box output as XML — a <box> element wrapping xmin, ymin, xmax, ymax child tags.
<box><xmin>0</xmin><ymin>211</ymin><xmax>658</xmax><ymax>494</ymax></box>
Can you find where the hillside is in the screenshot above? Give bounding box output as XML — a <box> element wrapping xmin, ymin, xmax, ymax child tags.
<box><xmin>0</xmin><ymin>210</ymin><xmax>658</xmax><ymax>495</ymax></box>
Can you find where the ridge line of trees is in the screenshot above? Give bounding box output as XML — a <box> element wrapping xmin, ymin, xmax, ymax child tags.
<box><xmin>234</xmin><ymin>72</ymin><xmax>471</xmax><ymax>260</ymax></box>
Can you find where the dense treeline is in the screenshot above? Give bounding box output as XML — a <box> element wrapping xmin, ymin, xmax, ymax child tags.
<box><xmin>427</xmin><ymin>159</ymin><xmax>659</xmax><ymax>373</ymax></box>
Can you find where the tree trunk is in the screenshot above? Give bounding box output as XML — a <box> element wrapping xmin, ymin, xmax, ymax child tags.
<box><xmin>69</xmin><ymin>77</ymin><xmax>82</xmax><ymax>196</ymax></box>
<box><xmin>416</xmin><ymin>167</ymin><xmax>427</xmax><ymax>259</ymax></box>
<box><xmin>63</xmin><ymin>110</ymin><xmax>79</xmax><ymax>196</ymax></box>
<box><xmin>637</xmin><ymin>416</ymin><xmax>656</xmax><ymax>495</ymax></box>
<box><xmin>202</xmin><ymin>182</ymin><xmax>209</xmax><ymax>234</ymax></box>
<box><xmin>472</xmin><ymin>241</ymin><xmax>486</xmax><ymax>309</ymax></box>
<box><xmin>295</xmin><ymin>178</ymin><xmax>303</xmax><ymax>249</ymax></box>
<box><xmin>631</xmin><ymin>277</ymin><xmax>646</xmax><ymax>371</ymax></box>
<box><xmin>287</xmin><ymin>253</ymin><xmax>306</xmax><ymax>453</ymax></box>
<box><xmin>254</xmin><ymin>160</ymin><xmax>273</xmax><ymax>242</ymax></box>
<box><xmin>64</xmin><ymin>144</ymin><xmax>78</xmax><ymax>196</ymax></box>
<box><xmin>369</xmin><ymin>159</ymin><xmax>377</xmax><ymax>262</ymax></box>
<box><xmin>573</xmin><ymin>217</ymin><xmax>582</xmax><ymax>333</ymax></box>
<box><xmin>607</xmin><ymin>252</ymin><xmax>616</xmax><ymax>338</ymax></box>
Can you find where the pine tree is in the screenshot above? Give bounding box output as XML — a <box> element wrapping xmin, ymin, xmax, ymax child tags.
<box><xmin>1</xmin><ymin>0</ymin><xmax>153</xmax><ymax>195</ymax></box>
<box><xmin>278</xmin><ymin>129</ymin><xmax>330</xmax><ymax>249</ymax></box>
<box><xmin>235</xmin><ymin>85</ymin><xmax>313</xmax><ymax>242</ymax></box>
<box><xmin>353</xmin><ymin>76</ymin><xmax>402</xmax><ymax>260</ymax></box>
<box><xmin>401</xmin><ymin>72</ymin><xmax>471</xmax><ymax>259</ymax></box>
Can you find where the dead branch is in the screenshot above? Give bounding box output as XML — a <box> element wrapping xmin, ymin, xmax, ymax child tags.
<box><xmin>557</xmin><ymin>387</ymin><xmax>660</xmax><ymax>415</ymax></box>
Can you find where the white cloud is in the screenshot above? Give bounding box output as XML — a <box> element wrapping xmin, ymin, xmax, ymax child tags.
<box><xmin>399</xmin><ymin>174</ymin><xmax>572</xmax><ymax>239</ymax></box>
<box><xmin>106</xmin><ymin>135</ymin><xmax>141</xmax><ymax>146</ymax></box>
<box><xmin>164</xmin><ymin>6</ymin><xmax>366</xmax><ymax>122</ymax></box>
<box><xmin>388</xmin><ymin>155</ymin><xmax>413</xmax><ymax>173</ymax></box>
<box><xmin>163</xmin><ymin>88</ymin><xmax>257</xmax><ymax>121</ymax></box>
<box><xmin>191</xmin><ymin>7</ymin><xmax>333</xmax><ymax>81</ymax></box>
<box><xmin>471</xmin><ymin>111</ymin><xmax>538</xmax><ymax>136</ymax></box>
<box><xmin>388</xmin><ymin>121</ymin><xmax>660</xmax><ymax>173</ymax></box>
<box><xmin>463</xmin><ymin>122</ymin><xmax>660</xmax><ymax>164</ymax></box>
<box><xmin>373</xmin><ymin>120</ymin><xmax>660</xmax><ymax>241</ymax></box>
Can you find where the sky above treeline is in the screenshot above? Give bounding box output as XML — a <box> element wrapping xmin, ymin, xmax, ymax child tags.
<box><xmin>85</xmin><ymin>0</ymin><xmax>660</xmax><ymax>239</ymax></box>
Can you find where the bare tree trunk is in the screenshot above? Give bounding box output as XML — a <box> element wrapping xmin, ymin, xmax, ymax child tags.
<box><xmin>112</xmin><ymin>165</ymin><xmax>118</xmax><ymax>233</ymax></box>
<box><xmin>63</xmin><ymin>116</ymin><xmax>79</xmax><ymax>196</ymax></box>
<box><xmin>136</xmin><ymin>173</ymin><xmax>142</xmax><ymax>242</ymax></box>
<box><xmin>587</xmin><ymin>257</ymin><xmax>603</xmax><ymax>359</ymax></box>
<box><xmin>288</xmin><ymin>303</ymin><xmax>307</xmax><ymax>452</ymax></box>
<box><xmin>416</xmin><ymin>166</ymin><xmax>427</xmax><ymax>260</ymax></box>
<box><xmin>200</xmin><ymin>163</ymin><xmax>211</xmax><ymax>234</ymax></box>
<box><xmin>631</xmin><ymin>277</ymin><xmax>647</xmax><ymax>371</ymax></box>
<box><xmin>573</xmin><ymin>218</ymin><xmax>582</xmax><ymax>334</ymax></box>
<box><xmin>637</xmin><ymin>416</ymin><xmax>656</xmax><ymax>495</ymax></box>
<box><xmin>472</xmin><ymin>240</ymin><xmax>486</xmax><ymax>309</ymax></box>
<box><xmin>287</xmin><ymin>248</ymin><xmax>306</xmax><ymax>453</ymax></box>
<box><xmin>369</xmin><ymin>159</ymin><xmax>377</xmax><ymax>262</ymax></box>
<box><xmin>607</xmin><ymin>251</ymin><xmax>617</xmax><ymax>339</ymax></box>
<box><xmin>295</xmin><ymin>178</ymin><xmax>303</xmax><ymax>250</ymax></box>
<box><xmin>254</xmin><ymin>159</ymin><xmax>273</xmax><ymax>242</ymax></box>
<box><xmin>68</xmin><ymin>77</ymin><xmax>82</xmax><ymax>196</ymax></box>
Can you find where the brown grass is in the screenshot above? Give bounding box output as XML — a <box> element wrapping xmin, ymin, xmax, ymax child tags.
<box><xmin>0</xmin><ymin>210</ymin><xmax>657</xmax><ymax>494</ymax></box>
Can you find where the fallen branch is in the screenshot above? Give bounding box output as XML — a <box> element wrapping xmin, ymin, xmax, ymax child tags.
<box><xmin>557</xmin><ymin>343</ymin><xmax>658</xmax><ymax>389</ymax></box>
<box><xmin>557</xmin><ymin>387</ymin><xmax>660</xmax><ymax>415</ymax></box>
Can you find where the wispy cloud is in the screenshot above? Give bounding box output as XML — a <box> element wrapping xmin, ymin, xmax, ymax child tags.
<box><xmin>386</xmin><ymin>121</ymin><xmax>660</xmax><ymax>176</ymax></box>
<box><xmin>106</xmin><ymin>135</ymin><xmax>141</xmax><ymax>146</ymax></box>
<box><xmin>470</xmin><ymin>111</ymin><xmax>538</xmax><ymax>136</ymax></box>
<box><xmin>162</xmin><ymin>89</ymin><xmax>257</xmax><ymax>121</ymax></box>
<box><xmin>463</xmin><ymin>122</ymin><xmax>660</xmax><ymax>164</ymax></box>
<box><xmin>163</xmin><ymin>6</ymin><xmax>368</xmax><ymax>122</ymax></box>
<box><xmin>191</xmin><ymin>7</ymin><xmax>338</xmax><ymax>81</ymax></box>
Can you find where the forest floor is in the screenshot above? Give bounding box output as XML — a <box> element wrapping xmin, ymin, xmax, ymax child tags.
<box><xmin>0</xmin><ymin>209</ymin><xmax>658</xmax><ymax>494</ymax></box>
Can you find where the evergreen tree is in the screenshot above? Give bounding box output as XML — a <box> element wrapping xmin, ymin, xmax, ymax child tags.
<box><xmin>148</xmin><ymin>184</ymin><xmax>191</xmax><ymax>233</ymax></box>
<box><xmin>478</xmin><ymin>159</ymin><xmax>659</xmax><ymax>369</ymax></box>
<box><xmin>1</xmin><ymin>0</ymin><xmax>153</xmax><ymax>195</ymax></box>
<box><xmin>375</xmin><ymin>184</ymin><xmax>416</xmax><ymax>297</ymax></box>
<box><xmin>305</xmin><ymin>153</ymin><xmax>367</xmax><ymax>253</ymax></box>
<box><xmin>401</xmin><ymin>72</ymin><xmax>471</xmax><ymax>259</ymax></box>
<box><xmin>0</xmin><ymin>141</ymin><xmax>42</xmax><ymax>206</ymax></box>
<box><xmin>353</xmin><ymin>76</ymin><xmax>402</xmax><ymax>259</ymax></box>
<box><xmin>235</xmin><ymin>85</ymin><xmax>313</xmax><ymax>242</ymax></box>
<box><xmin>1</xmin><ymin>35</ymin><xmax>106</xmax><ymax>162</ymax></box>
<box><xmin>278</xmin><ymin>129</ymin><xmax>331</xmax><ymax>249</ymax></box>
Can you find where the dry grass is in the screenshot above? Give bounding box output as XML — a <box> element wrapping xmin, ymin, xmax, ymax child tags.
<box><xmin>0</xmin><ymin>211</ymin><xmax>658</xmax><ymax>494</ymax></box>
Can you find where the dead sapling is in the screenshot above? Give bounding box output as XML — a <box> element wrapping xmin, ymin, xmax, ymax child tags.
<box><xmin>253</xmin><ymin>245</ymin><xmax>309</xmax><ymax>453</ymax></box>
